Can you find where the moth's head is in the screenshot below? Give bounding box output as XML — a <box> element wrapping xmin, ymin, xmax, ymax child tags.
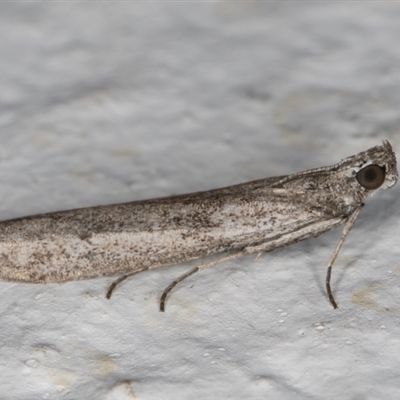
<box><xmin>346</xmin><ymin>140</ymin><xmax>398</xmax><ymax>193</ymax></box>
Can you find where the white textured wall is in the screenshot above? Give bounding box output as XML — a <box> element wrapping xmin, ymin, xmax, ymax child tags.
<box><xmin>0</xmin><ymin>3</ymin><xmax>400</xmax><ymax>399</ymax></box>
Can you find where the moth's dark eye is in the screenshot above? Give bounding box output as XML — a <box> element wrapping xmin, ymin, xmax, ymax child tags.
<box><xmin>356</xmin><ymin>164</ymin><xmax>386</xmax><ymax>190</ymax></box>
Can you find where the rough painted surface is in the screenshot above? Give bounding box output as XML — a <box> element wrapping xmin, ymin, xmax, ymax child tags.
<box><xmin>1</xmin><ymin>3</ymin><xmax>400</xmax><ymax>400</ymax></box>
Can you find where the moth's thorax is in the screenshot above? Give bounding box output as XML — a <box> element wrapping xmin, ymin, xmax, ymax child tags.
<box><xmin>271</xmin><ymin>141</ymin><xmax>398</xmax><ymax>216</ymax></box>
<box><xmin>307</xmin><ymin>174</ymin><xmax>365</xmax><ymax>214</ymax></box>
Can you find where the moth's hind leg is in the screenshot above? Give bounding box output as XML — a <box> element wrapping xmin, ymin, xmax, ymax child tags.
<box><xmin>105</xmin><ymin>252</ymin><xmax>246</xmax><ymax>308</ymax></box>
<box><xmin>160</xmin><ymin>251</ymin><xmax>247</xmax><ymax>312</ymax></box>
<box><xmin>105</xmin><ymin>252</ymin><xmax>246</xmax><ymax>309</ymax></box>
<box><xmin>106</xmin><ymin>271</ymin><xmax>142</xmax><ymax>299</ymax></box>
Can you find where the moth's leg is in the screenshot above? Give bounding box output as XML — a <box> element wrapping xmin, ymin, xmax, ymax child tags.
<box><xmin>254</xmin><ymin>252</ymin><xmax>262</xmax><ymax>262</ymax></box>
<box><xmin>160</xmin><ymin>251</ymin><xmax>247</xmax><ymax>312</ymax></box>
<box><xmin>325</xmin><ymin>206</ymin><xmax>363</xmax><ymax>309</ymax></box>
<box><xmin>106</xmin><ymin>271</ymin><xmax>142</xmax><ymax>299</ymax></box>
<box><xmin>160</xmin><ymin>215</ymin><xmax>346</xmax><ymax>312</ymax></box>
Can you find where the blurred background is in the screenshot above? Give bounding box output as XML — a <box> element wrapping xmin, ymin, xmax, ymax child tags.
<box><xmin>0</xmin><ymin>3</ymin><xmax>400</xmax><ymax>399</ymax></box>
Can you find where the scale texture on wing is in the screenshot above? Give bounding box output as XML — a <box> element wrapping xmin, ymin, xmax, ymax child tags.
<box><xmin>0</xmin><ymin>181</ymin><xmax>330</xmax><ymax>283</ymax></box>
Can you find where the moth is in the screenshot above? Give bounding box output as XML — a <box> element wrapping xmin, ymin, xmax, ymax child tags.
<box><xmin>0</xmin><ymin>141</ymin><xmax>397</xmax><ymax>311</ymax></box>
